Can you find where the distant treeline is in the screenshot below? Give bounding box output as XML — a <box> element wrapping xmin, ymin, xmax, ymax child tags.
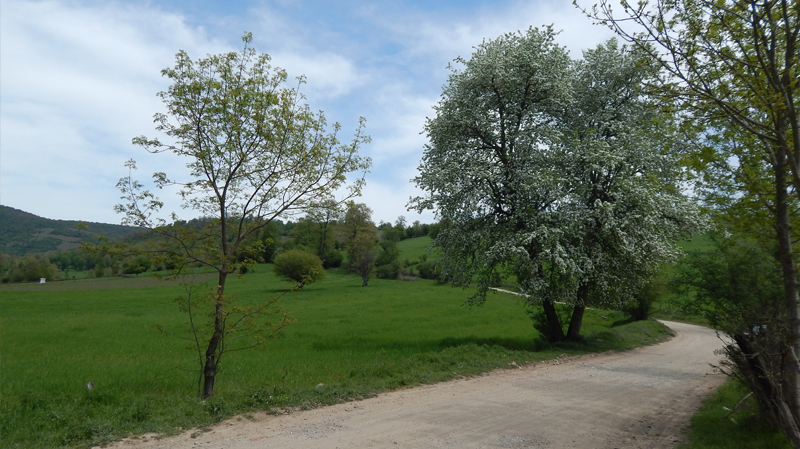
<box><xmin>0</xmin><ymin>214</ymin><xmax>440</xmax><ymax>284</ymax></box>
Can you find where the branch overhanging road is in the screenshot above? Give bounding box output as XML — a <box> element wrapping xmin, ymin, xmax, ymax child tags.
<box><xmin>103</xmin><ymin>321</ymin><xmax>725</xmax><ymax>449</ymax></box>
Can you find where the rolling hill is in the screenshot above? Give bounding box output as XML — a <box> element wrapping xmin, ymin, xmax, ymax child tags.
<box><xmin>0</xmin><ymin>205</ymin><xmax>144</xmax><ymax>256</ymax></box>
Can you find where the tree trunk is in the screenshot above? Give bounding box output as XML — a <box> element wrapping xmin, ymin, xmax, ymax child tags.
<box><xmin>566</xmin><ymin>283</ymin><xmax>589</xmax><ymax>341</ymax></box>
<box><xmin>361</xmin><ymin>275</ymin><xmax>369</xmax><ymax>287</ymax></box>
<box><xmin>201</xmin><ymin>271</ymin><xmax>228</xmax><ymax>398</ymax></box>
<box><xmin>566</xmin><ymin>305</ymin><xmax>586</xmax><ymax>341</ymax></box>
<box><xmin>542</xmin><ymin>300</ymin><xmax>565</xmax><ymax>342</ymax></box>
<box><xmin>774</xmin><ymin>147</ymin><xmax>800</xmax><ymax>424</ymax></box>
<box><xmin>733</xmin><ymin>334</ymin><xmax>800</xmax><ymax>448</ymax></box>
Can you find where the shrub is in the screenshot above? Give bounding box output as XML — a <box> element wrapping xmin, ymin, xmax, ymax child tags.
<box><xmin>416</xmin><ymin>260</ymin><xmax>440</xmax><ymax>280</ymax></box>
<box><xmin>272</xmin><ymin>249</ymin><xmax>325</xmax><ymax>289</ymax></box>
<box><xmin>376</xmin><ymin>259</ymin><xmax>404</xmax><ymax>279</ymax></box>
<box><xmin>321</xmin><ymin>249</ymin><xmax>343</xmax><ymax>269</ymax></box>
<box><xmin>123</xmin><ymin>256</ymin><xmax>152</xmax><ymax>275</ymax></box>
<box><xmin>624</xmin><ymin>277</ymin><xmax>665</xmax><ymax>321</ymax></box>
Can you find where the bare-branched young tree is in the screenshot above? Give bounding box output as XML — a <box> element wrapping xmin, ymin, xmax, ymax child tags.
<box><xmin>114</xmin><ymin>33</ymin><xmax>371</xmax><ymax>398</ymax></box>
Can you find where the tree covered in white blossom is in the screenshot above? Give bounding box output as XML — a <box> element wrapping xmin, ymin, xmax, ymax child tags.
<box><xmin>410</xmin><ymin>28</ymin><xmax>705</xmax><ymax>341</ymax></box>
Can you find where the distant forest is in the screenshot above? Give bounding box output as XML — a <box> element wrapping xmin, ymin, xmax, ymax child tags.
<box><xmin>0</xmin><ymin>205</ymin><xmax>439</xmax><ymax>284</ymax></box>
<box><xmin>0</xmin><ymin>205</ymin><xmax>144</xmax><ymax>256</ymax></box>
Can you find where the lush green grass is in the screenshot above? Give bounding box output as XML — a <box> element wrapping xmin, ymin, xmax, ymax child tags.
<box><xmin>397</xmin><ymin>235</ymin><xmax>438</xmax><ymax>265</ymax></box>
<box><xmin>679</xmin><ymin>379</ymin><xmax>791</xmax><ymax>449</ymax></box>
<box><xmin>0</xmin><ymin>264</ymin><xmax>672</xmax><ymax>449</ymax></box>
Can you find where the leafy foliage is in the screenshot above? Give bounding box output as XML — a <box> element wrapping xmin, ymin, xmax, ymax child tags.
<box><xmin>272</xmin><ymin>249</ymin><xmax>326</xmax><ymax>289</ymax></box>
<box><xmin>411</xmin><ymin>29</ymin><xmax>704</xmax><ymax>341</ymax></box>
<box><xmin>580</xmin><ymin>1</ymin><xmax>800</xmax><ymax>443</ymax></box>
<box><xmin>0</xmin><ymin>254</ymin><xmax>59</xmax><ymax>283</ymax></box>
<box><xmin>674</xmin><ymin>234</ymin><xmax>793</xmax><ymax>431</ymax></box>
<box><xmin>341</xmin><ymin>202</ymin><xmax>379</xmax><ymax>286</ymax></box>
<box><xmin>289</xmin><ymin>201</ymin><xmax>343</xmax><ymax>268</ymax></box>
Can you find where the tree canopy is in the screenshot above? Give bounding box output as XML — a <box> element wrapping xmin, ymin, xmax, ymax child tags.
<box><xmin>341</xmin><ymin>202</ymin><xmax>378</xmax><ymax>286</ymax></box>
<box><xmin>411</xmin><ymin>28</ymin><xmax>704</xmax><ymax>341</ymax></box>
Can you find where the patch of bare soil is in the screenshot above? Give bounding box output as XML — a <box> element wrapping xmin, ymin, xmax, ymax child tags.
<box><xmin>101</xmin><ymin>321</ymin><xmax>725</xmax><ymax>449</ymax></box>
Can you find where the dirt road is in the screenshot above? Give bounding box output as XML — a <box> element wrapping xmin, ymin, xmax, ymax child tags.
<box><xmin>104</xmin><ymin>321</ymin><xmax>725</xmax><ymax>449</ymax></box>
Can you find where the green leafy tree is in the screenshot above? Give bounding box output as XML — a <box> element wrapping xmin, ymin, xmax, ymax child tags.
<box><xmin>4</xmin><ymin>254</ymin><xmax>59</xmax><ymax>283</ymax></box>
<box><xmin>94</xmin><ymin>262</ymin><xmax>105</xmax><ymax>278</ymax></box>
<box><xmin>272</xmin><ymin>249</ymin><xmax>325</xmax><ymax>289</ymax></box>
<box><xmin>674</xmin><ymin>234</ymin><xmax>793</xmax><ymax>432</ymax></box>
<box><xmin>580</xmin><ymin>1</ymin><xmax>800</xmax><ymax>442</ymax></box>
<box><xmin>551</xmin><ymin>39</ymin><xmax>705</xmax><ymax>339</ymax></box>
<box><xmin>341</xmin><ymin>202</ymin><xmax>378</xmax><ymax>286</ymax></box>
<box><xmin>291</xmin><ymin>200</ymin><xmax>342</xmax><ymax>267</ymax></box>
<box><xmin>411</xmin><ymin>29</ymin><xmax>703</xmax><ymax>341</ymax></box>
<box><xmin>375</xmin><ymin>239</ymin><xmax>400</xmax><ymax>267</ymax></box>
<box><xmin>112</xmin><ymin>33</ymin><xmax>371</xmax><ymax>398</ymax></box>
<box><xmin>123</xmin><ymin>255</ymin><xmax>152</xmax><ymax>275</ymax></box>
<box><xmin>0</xmin><ymin>253</ymin><xmax>12</xmax><ymax>278</ymax></box>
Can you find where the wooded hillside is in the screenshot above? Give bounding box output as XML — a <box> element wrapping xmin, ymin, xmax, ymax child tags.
<box><xmin>0</xmin><ymin>205</ymin><xmax>143</xmax><ymax>256</ymax></box>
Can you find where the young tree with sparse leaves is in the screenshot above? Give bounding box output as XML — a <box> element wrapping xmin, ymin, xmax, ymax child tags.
<box><xmin>341</xmin><ymin>202</ymin><xmax>378</xmax><ymax>286</ymax></box>
<box><xmin>113</xmin><ymin>33</ymin><xmax>371</xmax><ymax>398</ymax></box>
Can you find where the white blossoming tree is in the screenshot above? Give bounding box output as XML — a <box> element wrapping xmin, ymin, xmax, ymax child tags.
<box><xmin>410</xmin><ymin>28</ymin><xmax>704</xmax><ymax>341</ymax></box>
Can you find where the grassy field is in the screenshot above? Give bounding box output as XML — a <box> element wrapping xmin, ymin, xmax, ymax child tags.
<box><xmin>0</xmin><ymin>245</ymin><xmax>672</xmax><ymax>449</ymax></box>
<box><xmin>396</xmin><ymin>235</ymin><xmax>439</xmax><ymax>265</ymax></box>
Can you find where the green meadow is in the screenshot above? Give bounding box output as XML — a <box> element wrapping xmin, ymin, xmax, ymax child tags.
<box><xmin>1</xmin><ymin>238</ymin><xmax>673</xmax><ymax>448</ymax></box>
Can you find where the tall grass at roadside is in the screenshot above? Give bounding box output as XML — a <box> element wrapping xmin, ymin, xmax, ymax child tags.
<box><xmin>678</xmin><ymin>379</ymin><xmax>791</xmax><ymax>449</ymax></box>
<box><xmin>1</xmin><ymin>262</ymin><xmax>671</xmax><ymax>449</ymax></box>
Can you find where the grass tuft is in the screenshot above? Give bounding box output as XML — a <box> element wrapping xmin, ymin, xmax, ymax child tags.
<box><xmin>678</xmin><ymin>379</ymin><xmax>791</xmax><ymax>449</ymax></box>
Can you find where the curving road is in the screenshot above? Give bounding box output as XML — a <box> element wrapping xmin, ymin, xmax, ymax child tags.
<box><xmin>103</xmin><ymin>321</ymin><xmax>725</xmax><ymax>449</ymax></box>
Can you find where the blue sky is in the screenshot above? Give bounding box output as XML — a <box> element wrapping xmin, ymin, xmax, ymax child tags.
<box><xmin>1</xmin><ymin>0</ymin><xmax>615</xmax><ymax>225</ymax></box>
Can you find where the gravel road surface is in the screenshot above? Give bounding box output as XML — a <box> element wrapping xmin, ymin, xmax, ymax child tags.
<box><xmin>101</xmin><ymin>321</ymin><xmax>725</xmax><ymax>449</ymax></box>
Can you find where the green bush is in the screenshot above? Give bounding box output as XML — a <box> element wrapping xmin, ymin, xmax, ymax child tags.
<box><xmin>376</xmin><ymin>259</ymin><xmax>404</xmax><ymax>279</ymax></box>
<box><xmin>376</xmin><ymin>240</ymin><xmax>400</xmax><ymax>266</ymax></box>
<box><xmin>416</xmin><ymin>260</ymin><xmax>440</xmax><ymax>280</ymax></box>
<box><xmin>624</xmin><ymin>277</ymin><xmax>666</xmax><ymax>321</ymax></box>
<box><xmin>321</xmin><ymin>249</ymin><xmax>343</xmax><ymax>269</ymax></box>
<box><xmin>123</xmin><ymin>256</ymin><xmax>152</xmax><ymax>275</ymax></box>
<box><xmin>272</xmin><ymin>249</ymin><xmax>325</xmax><ymax>289</ymax></box>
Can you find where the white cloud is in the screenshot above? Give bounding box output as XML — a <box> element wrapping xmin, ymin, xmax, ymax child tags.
<box><xmin>357</xmin><ymin>177</ymin><xmax>436</xmax><ymax>226</ymax></box>
<box><xmin>0</xmin><ymin>0</ymin><xmax>619</xmax><ymax>226</ymax></box>
<box><xmin>360</xmin><ymin>0</ymin><xmax>616</xmax><ymax>65</ymax></box>
<box><xmin>0</xmin><ymin>0</ymin><xmax>228</xmax><ymax>222</ymax></box>
<box><xmin>269</xmin><ymin>51</ymin><xmax>364</xmax><ymax>101</ymax></box>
